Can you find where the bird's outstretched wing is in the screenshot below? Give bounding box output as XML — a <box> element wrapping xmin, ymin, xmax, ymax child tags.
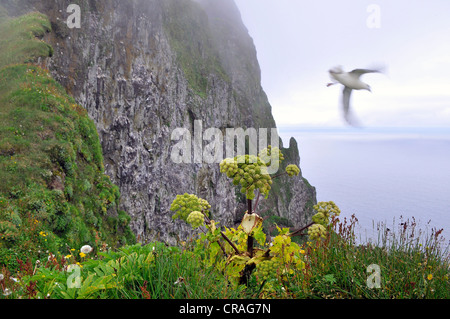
<box><xmin>342</xmin><ymin>87</ymin><xmax>361</xmax><ymax>126</ymax></box>
<box><xmin>350</xmin><ymin>68</ymin><xmax>383</xmax><ymax>79</ymax></box>
<box><xmin>342</xmin><ymin>87</ymin><xmax>352</xmax><ymax>120</ymax></box>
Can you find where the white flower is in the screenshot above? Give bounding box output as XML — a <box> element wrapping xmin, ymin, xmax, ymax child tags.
<box><xmin>0</xmin><ymin>274</ymin><xmax>4</xmax><ymax>281</ymax></box>
<box><xmin>3</xmin><ymin>288</ymin><xmax>12</xmax><ymax>296</ymax></box>
<box><xmin>2</xmin><ymin>288</ymin><xmax>11</xmax><ymax>296</ymax></box>
<box><xmin>174</xmin><ymin>277</ymin><xmax>185</xmax><ymax>286</ymax></box>
<box><xmin>80</xmin><ymin>245</ymin><xmax>93</xmax><ymax>254</ymax></box>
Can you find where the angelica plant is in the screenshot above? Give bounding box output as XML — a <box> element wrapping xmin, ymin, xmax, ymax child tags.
<box><xmin>186</xmin><ymin>211</ymin><xmax>205</xmax><ymax>229</ymax></box>
<box><xmin>219</xmin><ymin>154</ymin><xmax>272</xmax><ymax>200</ymax></box>
<box><xmin>170</xmin><ymin>145</ymin><xmax>340</xmax><ymax>292</ymax></box>
<box><xmin>170</xmin><ymin>193</ymin><xmax>211</xmax><ymax>222</ymax></box>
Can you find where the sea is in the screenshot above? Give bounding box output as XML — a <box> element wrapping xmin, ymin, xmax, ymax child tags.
<box><xmin>279</xmin><ymin>126</ymin><xmax>450</xmax><ymax>248</ymax></box>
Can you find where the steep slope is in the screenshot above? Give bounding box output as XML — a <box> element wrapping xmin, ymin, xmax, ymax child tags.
<box><xmin>0</xmin><ymin>10</ymin><xmax>135</xmax><ymax>270</ymax></box>
<box><xmin>13</xmin><ymin>0</ymin><xmax>316</xmax><ymax>244</ymax></box>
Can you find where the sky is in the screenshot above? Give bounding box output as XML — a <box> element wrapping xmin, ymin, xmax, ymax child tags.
<box><xmin>234</xmin><ymin>0</ymin><xmax>450</xmax><ymax>128</ymax></box>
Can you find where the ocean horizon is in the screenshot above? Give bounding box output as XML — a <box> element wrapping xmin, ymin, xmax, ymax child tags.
<box><xmin>279</xmin><ymin>126</ymin><xmax>450</xmax><ymax>247</ymax></box>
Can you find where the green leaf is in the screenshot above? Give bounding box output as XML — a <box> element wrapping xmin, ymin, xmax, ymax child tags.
<box><xmin>253</xmin><ymin>227</ymin><xmax>266</xmax><ymax>246</ymax></box>
<box><xmin>228</xmin><ymin>254</ymin><xmax>250</xmax><ymax>265</ymax></box>
<box><xmin>323</xmin><ymin>274</ymin><xmax>337</xmax><ymax>284</ymax></box>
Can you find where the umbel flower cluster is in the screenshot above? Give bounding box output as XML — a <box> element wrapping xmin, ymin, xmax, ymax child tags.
<box><xmin>219</xmin><ymin>154</ymin><xmax>272</xmax><ymax>200</ymax></box>
<box><xmin>219</xmin><ymin>146</ymin><xmax>296</xmax><ymax>201</ymax></box>
<box><xmin>286</xmin><ymin>164</ymin><xmax>300</xmax><ymax>177</ymax></box>
<box><xmin>255</xmin><ymin>259</ymin><xmax>279</xmax><ymax>282</ymax></box>
<box><xmin>308</xmin><ymin>201</ymin><xmax>341</xmax><ymax>240</ymax></box>
<box><xmin>170</xmin><ymin>193</ymin><xmax>211</xmax><ymax>223</ymax></box>
<box><xmin>307</xmin><ymin>224</ymin><xmax>327</xmax><ymax>241</ymax></box>
<box><xmin>258</xmin><ymin>145</ymin><xmax>285</xmax><ymax>166</ymax></box>
<box><xmin>186</xmin><ymin>211</ymin><xmax>205</xmax><ymax>228</ymax></box>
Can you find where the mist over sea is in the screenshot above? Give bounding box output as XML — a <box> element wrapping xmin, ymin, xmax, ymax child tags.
<box><xmin>279</xmin><ymin>127</ymin><xmax>450</xmax><ymax>246</ymax></box>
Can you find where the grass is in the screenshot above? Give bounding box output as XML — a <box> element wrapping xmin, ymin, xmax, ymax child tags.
<box><xmin>0</xmin><ymin>11</ymin><xmax>53</xmax><ymax>68</ymax></box>
<box><xmin>0</xmin><ymin>242</ymin><xmax>244</xmax><ymax>299</ymax></box>
<box><xmin>293</xmin><ymin>215</ymin><xmax>449</xmax><ymax>299</ymax></box>
<box><xmin>0</xmin><ymin>213</ymin><xmax>448</xmax><ymax>299</ymax></box>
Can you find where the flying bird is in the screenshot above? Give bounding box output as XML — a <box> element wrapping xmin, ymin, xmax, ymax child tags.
<box><xmin>327</xmin><ymin>66</ymin><xmax>383</xmax><ymax>126</ymax></box>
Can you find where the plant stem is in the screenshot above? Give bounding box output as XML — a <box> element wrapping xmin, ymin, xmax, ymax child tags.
<box><xmin>247</xmin><ymin>198</ymin><xmax>254</xmax><ymax>257</ymax></box>
<box><xmin>271</xmin><ymin>172</ymin><xmax>288</xmax><ymax>179</ymax></box>
<box><xmin>220</xmin><ymin>232</ymin><xmax>240</xmax><ymax>254</ymax></box>
<box><xmin>200</xmin><ymin>226</ymin><xmax>227</xmax><ymax>256</ymax></box>
<box><xmin>204</xmin><ymin>215</ymin><xmax>239</xmax><ymax>254</ymax></box>
<box><xmin>247</xmin><ymin>236</ymin><xmax>254</xmax><ymax>257</ymax></box>
<box><xmin>289</xmin><ymin>222</ymin><xmax>315</xmax><ymax>237</ymax></box>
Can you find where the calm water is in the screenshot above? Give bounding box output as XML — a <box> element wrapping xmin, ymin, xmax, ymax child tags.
<box><xmin>279</xmin><ymin>127</ymin><xmax>450</xmax><ymax>245</ymax></box>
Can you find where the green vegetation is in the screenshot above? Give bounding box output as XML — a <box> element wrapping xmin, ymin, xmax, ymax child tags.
<box><xmin>0</xmin><ymin>10</ymin><xmax>53</xmax><ymax>68</ymax></box>
<box><xmin>0</xmin><ymin>11</ymin><xmax>135</xmax><ymax>273</ymax></box>
<box><xmin>1</xmin><ymin>243</ymin><xmax>241</xmax><ymax>299</ymax></box>
<box><xmin>162</xmin><ymin>0</ymin><xmax>229</xmax><ymax>98</ymax></box>
<box><xmin>1</xmin><ymin>208</ymin><xmax>448</xmax><ymax>299</ymax></box>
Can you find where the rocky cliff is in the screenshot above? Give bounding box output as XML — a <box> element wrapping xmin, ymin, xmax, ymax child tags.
<box><xmin>14</xmin><ymin>0</ymin><xmax>316</xmax><ymax>243</ymax></box>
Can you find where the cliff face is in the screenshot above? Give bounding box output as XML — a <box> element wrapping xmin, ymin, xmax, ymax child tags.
<box><xmin>20</xmin><ymin>0</ymin><xmax>316</xmax><ymax>243</ymax></box>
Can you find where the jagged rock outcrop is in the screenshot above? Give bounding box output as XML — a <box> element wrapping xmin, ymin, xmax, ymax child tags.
<box><xmin>18</xmin><ymin>0</ymin><xmax>316</xmax><ymax>243</ymax></box>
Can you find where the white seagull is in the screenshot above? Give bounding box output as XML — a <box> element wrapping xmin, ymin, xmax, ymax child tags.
<box><xmin>327</xmin><ymin>66</ymin><xmax>382</xmax><ymax>126</ymax></box>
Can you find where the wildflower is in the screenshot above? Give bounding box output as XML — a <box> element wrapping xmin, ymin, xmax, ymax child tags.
<box><xmin>0</xmin><ymin>274</ymin><xmax>3</xmax><ymax>281</ymax></box>
<box><xmin>80</xmin><ymin>245</ymin><xmax>93</xmax><ymax>254</ymax></box>
<box><xmin>79</xmin><ymin>252</ymin><xmax>86</xmax><ymax>258</ymax></box>
<box><xmin>3</xmin><ymin>288</ymin><xmax>12</xmax><ymax>296</ymax></box>
<box><xmin>64</xmin><ymin>254</ymin><xmax>72</xmax><ymax>259</ymax></box>
<box><xmin>300</xmin><ymin>249</ymin><xmax>306</xmax><ymax>254</ymax></box>
<box><xmin>174</xmin><ymin>277</ymin><xmax>185</xmax><ymax>286</ymax></box>
<box><xmin>427</xmin><ymin>274</ymin><xmax>433</xmax><ymax>280</ymax></box>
